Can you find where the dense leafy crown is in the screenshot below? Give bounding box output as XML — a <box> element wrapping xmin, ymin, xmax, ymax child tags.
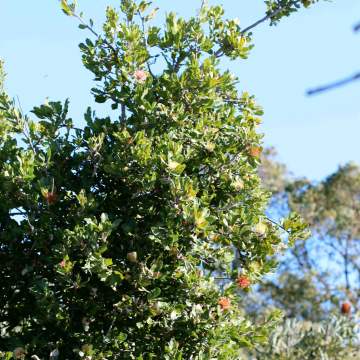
<box><xmin>1</xmin><ymin>1</ymin><xmax>314</xmax><ymax>359</ymax></box>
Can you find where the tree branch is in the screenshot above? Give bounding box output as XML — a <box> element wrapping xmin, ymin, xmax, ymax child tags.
<box><xmin>344</xmin><ymin>234</ymin><xmax>351</xmax><ymax>293</ymax></box>
<box><xmin>265</xmin><ymin>216</ymin><xmax>291</xmax><ymax>234</ymax></box>
<box><xmin>240</xmin><ymin>0</ymin><xmax>301</xmax><ymax>35</ymax></box>
<box><xmin>69</xmin><ymin>8</ymin><xmax>119</xmax><ymax>58</ymax></box>
<box><xmin>73</xmin><ymin>13</ymin><xmax>99</xmax><ymax>38</ymax></box>
<box><xmin>307</xmin><ymin>72</ymin><xmax>360</xmax><ymax>95</ymax></box>
<box><xmin>9</xmin><ymin>211</ymin><xmax>27</xmax><ymax>216</ymax></box>
<box><xmin>121</xmin><ymin>104</ymin><xmax>126</xmax><ymax>122</ymax></box>
<box><xmin>354</xmin><ymin>22</ymin><xmax>360</xmax><ymax>32</ymax></box>
<box><xmin>214</xmin><ymin>0</ymin><xmax>302</xmax><ymax>58</ymax></box>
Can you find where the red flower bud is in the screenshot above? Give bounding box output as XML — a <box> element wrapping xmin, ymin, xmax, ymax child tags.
<box><xmin>44</xmin><ymin>191</ymin><xmax>58</xmax><ymax>205</ymax></box>
<box><xmin>236</xmin><ymin>275</ymin><xmax>251</xmax><ymax>289</ymax></box>
<box><xmin>218</xmin><ymin>297</ymin><xmax>231</xmax><ymax>311</ymax></box>
<box><xmin>249</xmin><ymin>146</ymin><xmax>262</xmax><ymax>158</ymax></box>
<box><xmin>134</xmin><ymin>69</ymin><xmax>148</xmax><ymax>83</ymax></box>
<box><xmin>341</xmin><ymin>302</ymin><xmax>351</xmax><ymax>314</ymax></box>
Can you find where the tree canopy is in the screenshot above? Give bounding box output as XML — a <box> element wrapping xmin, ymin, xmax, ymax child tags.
<box><xmin>1</xmin><ymin>1</ymin><xmax>354</xmax><ymax>359</ymax></box>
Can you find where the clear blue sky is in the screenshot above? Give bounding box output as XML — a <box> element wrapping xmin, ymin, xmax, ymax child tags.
<box><xmin>1</xmin><ymin>0</ymin><xmax>359</xmax><ymax>180</ymax></box>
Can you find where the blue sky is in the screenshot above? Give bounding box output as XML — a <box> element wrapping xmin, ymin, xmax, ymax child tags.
<box><xmin>1</xmin><ymin>0</ymin><xmax>359</xmax><ymax>180</ymax></box>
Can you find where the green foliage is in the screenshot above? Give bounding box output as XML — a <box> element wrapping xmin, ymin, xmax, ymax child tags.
<box><xmin>0</xmin><ymin>1</ymin><xmax>322</xmax><ymax>359</ymax></box>
<box><xmin>287</xmin><ymin>163</ymin><xmax>360</xmax><ymax>307</ymax></box>
<box><xmin>265</xmin><ymin>0</ymin><xmax>320</xmax><ymax>25</ymax></box>
<box><xmin>0</xmin><ymin>60</ymin><xmax>5</xmax><ymax>92</ymax></box>
<box><xmin>60</xmin><ymin>0</ymin><xmax>77</xmax><ymax>17</ymax></box>
<box><xmin>250</xmin><ymin>316</ymin><xmax>360</xmax><ymax>359</ymax></box>
<box><xmin>258</xmin><ymin>149</ymin><xmax>360</xmax><ymax>310</ymax></box>
<box><xmin>254</xmin><ymin>272</ymin><xmax>330</xmax><ymax>321</ymax></box>
<box><xmin>248</xmin><ymin>155</ymin><xmax>360</xmax><ymax>359</ymax></box>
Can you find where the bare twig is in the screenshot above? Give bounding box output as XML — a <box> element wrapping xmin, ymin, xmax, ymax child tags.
<box><xmin>121</xmin><ymin>104</ymin><xmax>126</xmax><ymax>122</ymax></box>
<box><xmin>106</xmin><ymin>312</ymin><xmax>117</xmax><ymax>337</ymax></box>
<box><xmin>9</xmin><ymin>211</ymin><xmax>27</xmax><ymax>216</ymax></box>
<box><xmin>15</xmin><ymin>96</ymin><xmax>37</xmax><ymax>155</ymax></box>
<box><xmin>344</xmin><ymin>234</ymin><xmax>351</xmax><ymax>292</ymax></box>
<box><xmin>137</xmin><ymin>10</ymin><xmax>157</xmax><ymax>78</ymax></box>
<box><xmin>307</xmin><ymin>72</ymin><xmax>360</xmax><ymax>95</ymax></box>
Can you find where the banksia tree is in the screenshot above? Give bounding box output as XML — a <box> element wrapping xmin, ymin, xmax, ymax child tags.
<box><xmin>1</xmin><ymin>1</ymin><xmax>314</xmax><ymax>359</ymax></box>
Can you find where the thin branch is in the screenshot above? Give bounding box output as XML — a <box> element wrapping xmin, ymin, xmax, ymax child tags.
<box><xmin>22</xmin><ymin>124</ymin><xmax>35</xmax><ymax>152</ymax></box>
<box><xmin>344</xmin><ymin>234</ymin><xmax>351</xmax><ymax>293</ymax></box>
<box><xmin>9</xmin><ymin>211</ymin><xmax>27</xmax><ymax>216</ymax></box>
<box><xmin>265</xmin><ymin>216</ymin><xmax>290</xmax><ymax>234</ymax></box>
<box><xmin>106</xmin><ymin>312</ymin><xmax>117</xmax><ymax>338</ymax></box>
<box><xmin>10</xmin><ymin>207</ymin><xmax>35</xmax><ymax>233</ymax></box>
<box><xmin>214</xmin><ymin>0</ymin><xmax>301</xmax><ymax>58</ymax></box>
<box><xmin>60</xmin><ymin>124</ymin><xmax>84</xmax><ymax>133</ymax></box>
<box><xmin>70</xmin><ymin>9</ymin><xmax>119</xmax><ymax>57</ymax></box>
<box><xmin>240</xmin><ymin>0</ymin><xmax>301</xmax><ymax>35</ymax></box>
<box><xmin>121</xmin><ymin>104</ymin><xmax>126</xmax><ymax>122</ymax></box>
<box><xmin>307</xmin><ymin>72</ymin><xmax>360</xmax><ymax>95</ymax></box>
<box><xmin>73</xmin><ymin>13</ymin><xmax>99</xmax><ymax>38</ymax></box>
<box><xmin>16</xmin><ymin>96</ymin><xmax>37</xmax><ymax>155</ymax></box>
<box><xmin>137</xmin><ymin>10</ymin><xmax>157</xmax><ymax>78</ymax></box>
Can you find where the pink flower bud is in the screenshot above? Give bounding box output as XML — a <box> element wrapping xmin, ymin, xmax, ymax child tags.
<box><xmin>134</xmin><ymin>69</ymin><xmax>148</xmax><ymax>83</ymax></box>
<box><xmin>13</xmin><ymin>347</ymin><xmax>26</xmax><ymax>359</ymax></box>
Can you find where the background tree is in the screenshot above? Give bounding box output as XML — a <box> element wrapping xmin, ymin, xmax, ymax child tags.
<box><xmin>288</xmin><ymin>163</ymin><xmax>360</xmax><ymax>311</ymax></box>
<box><xmin>249</xmin><ymin>316</ymin><xmax>360</xmax><ymax>359</ymax></box>
<box><xmin>0</xmin><ymin>1</ymin><xmax>318</xmax><ymax>359</ymax></box>
<box><xmin>255</xmin><ymin>149</ymin><xmax>360</xmax><ymax>315</ymax></box>
<box><xmin>225</xmin><ymin>147</ymin><xmax>360</xmax><ymax>358</ymax></box>
<box><xmin>241</xmin><ymin>151</ymin><xmax>360</xmax><ymax>358</ymax></box>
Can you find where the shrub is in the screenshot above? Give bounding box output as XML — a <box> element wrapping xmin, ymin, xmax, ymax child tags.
<box><xmin>0</xmin><ymin>1</ymin><xmax>312</xmax><ymax>358</ymax></box>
